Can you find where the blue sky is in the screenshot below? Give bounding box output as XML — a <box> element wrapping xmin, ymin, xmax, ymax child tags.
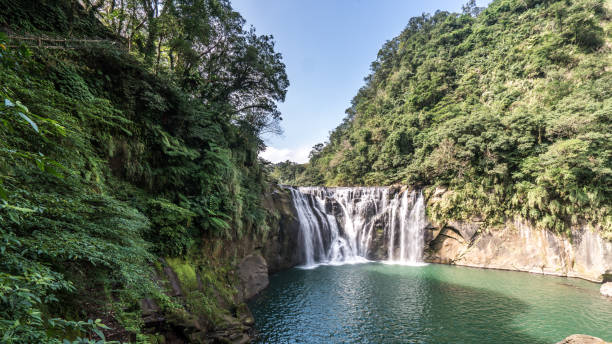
<box><xmin>231</xmin><ymin>0</ymin><xmax>490</xmax><ymax>163</ymax></box>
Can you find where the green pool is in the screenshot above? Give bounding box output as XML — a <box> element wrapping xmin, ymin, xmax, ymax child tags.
<box><xmin>248</xmin><ymin>263</ymin><xmax>612</xmax><ymax>343</ymax></box>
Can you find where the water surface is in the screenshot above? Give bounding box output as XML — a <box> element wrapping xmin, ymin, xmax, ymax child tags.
<box><xmin>249</xmin><ymin>263</ymin><xmax>612</xmax><ymax>343</ymax></box>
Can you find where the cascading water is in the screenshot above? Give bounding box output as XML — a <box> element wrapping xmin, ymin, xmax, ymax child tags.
<box><xmin>288</xmin><ymin>186</ymin><xmax>427</xmax><ymax>267</ymax></box>
<box><xmin>391</xmin><ymin>190</ymin><xmax>426</xmax><ymax>264</ymax></box>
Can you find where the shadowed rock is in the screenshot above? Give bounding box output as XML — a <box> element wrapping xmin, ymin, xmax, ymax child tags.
<box><xmin>237</xmin><ymin>253</ymin><xmax>269</xmax><ymax>301</ymax></box>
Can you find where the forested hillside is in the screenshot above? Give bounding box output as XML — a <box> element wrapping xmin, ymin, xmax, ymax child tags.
<box><xmin>287</xmin><ymin>0</ymin><xmax>612</xmax><ymax>236</ymax></box>
<box><xmin>0</xmin><ymin>0</ymin><xmax>287</xmax><ymax>342</ymax></box>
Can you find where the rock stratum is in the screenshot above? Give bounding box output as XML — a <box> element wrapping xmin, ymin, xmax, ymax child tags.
<box><xmin>425</xmin><ymin>218</ymin><xmax>612</xmax><ymax>282</ymax></box>
<box><xmin>424</xmin><ymin>189</ymin><xmax>612</xmax><ymax>283</ymax></box>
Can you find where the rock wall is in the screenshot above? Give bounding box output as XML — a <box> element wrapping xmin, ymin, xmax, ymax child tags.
<box><xmin>260</xmin><ymin>188</ymin><xmax>302</xmax><ymax>273</ymax></box>
<box><xmin>425</xmin><ymin>216</ymin><xmax>612</xmax><ymax>283</ymax></box>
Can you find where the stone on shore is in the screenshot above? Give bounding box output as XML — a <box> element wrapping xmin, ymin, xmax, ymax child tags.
<box><xmin>556</xmin><ymin>334</ymin><xmax>609</xmax><ymax>344</ymax></box>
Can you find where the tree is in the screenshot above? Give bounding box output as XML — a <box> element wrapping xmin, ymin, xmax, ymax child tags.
<box><xmin>462</xmin><ymin>0</ymin><xmax>483</xmax><ymax>17</ymax></box>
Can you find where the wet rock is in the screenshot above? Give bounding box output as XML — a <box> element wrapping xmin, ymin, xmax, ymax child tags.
<box><xmin>242</xmin><ymin>316</ymin><xmax>254</xmax><ymax>326</ymax></box>
<box><xmin>366</xmin><ymin>221</ymin><xmax>388</xmax><ymax>260</ymax></box>
<box><xmin>601</xmin><ymin>282</ymin><xmax>612</xmax><ymax>297</ymax></box>
<box><xmin>233</xmin><ymin>334</ymin><xmax>251</xmax><ymax>344</ymax></box>
<box><xmin>261</xmin><ymin>188</ymin><xmax>301</xmax><ymax>273</ymax></box>
<box><xmin>556</xmin><ymin>334</ymin><xmax>609</xmax><ymax>344</ymax></box>
<box><xmin>237</xmin><ymin>253</ymin><xmax>269</xmax><ymax>301</ymax></box>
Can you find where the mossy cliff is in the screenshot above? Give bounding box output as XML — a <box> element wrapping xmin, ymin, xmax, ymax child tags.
<box><xmin>138</xmin><ymin>188</ymin><xmax>299</xmax><ymax>343</ymax></box>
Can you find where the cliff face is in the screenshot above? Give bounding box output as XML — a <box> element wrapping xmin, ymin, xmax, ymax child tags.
<box><xmin>424</xmin><ymin>189</ymin><xmax>612</xmax><ymax>282</ymax></box>
<box><xmin>425</xmin><ymin>218</ymin><xmax>612</xmax><ymax>282</ymax></box>
<box><xmin>163</xmin><ymin>185</ymin><xmax>609</xmax><ymax>342</ymax></box>
<box><xmin>260</xmin><ymin>188</ymin><xmax>302</xmax><ymax>273</ymax></box>
<box><xmin>136</xmin><ymin>187</ymin><xmax>301</xmax><ymax>343</ymax></box>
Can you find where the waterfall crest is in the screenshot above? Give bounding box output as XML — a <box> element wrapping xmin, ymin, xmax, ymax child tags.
<box><xmin>288</xmin><ymin>186</ymin><xmax>427</xmax><ymax>267</ymax></box>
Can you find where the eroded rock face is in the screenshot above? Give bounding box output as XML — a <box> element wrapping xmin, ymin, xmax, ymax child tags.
<box><xmin>274</xmin><ymin>186</ymin><xmax>612</xmax><ymax>282</ymax></box>
<box><xmin>423</xmin><ymin>188</ymin><xmax>612</xmax><ymax>282</ymax></box>
<box><xmin>237</xmin><ymin>253</ymin><xmax>269</xmax><ymax>301</ymax></box>
<box><xmin>556</xmin><ymin>334</ymin><xmax>610</xmax><ymax>344</ymax></box>
<box><xmin>424</xmin><ymin>217</ymin><xmax>612</xmax><ymax>282</ymax></box>
<box><xmin>601</xmin><ymin>282</ymin><xmax>612</xmax><ymax>297</ymax></box>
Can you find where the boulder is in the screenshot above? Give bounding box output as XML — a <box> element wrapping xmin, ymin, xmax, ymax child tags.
<box><xmin>556</xmin><ymin>334</ymin><xmax>609</xmax><ymax>344</ymax></box>
<box><xmin>237</xmin><ymin>253</ymin><xmax>269</xmax><ymax>301</ymax></box>
<box><xmin>601</xmin><ymin>282</ymin><xmax>612</xmax><ymax>297</ymax></box>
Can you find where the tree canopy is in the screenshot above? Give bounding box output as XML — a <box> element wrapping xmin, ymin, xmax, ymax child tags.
<box><xmin>279</xmin><ymin>0</ymin><xmax>612</xmax><ymax>236</ymax></box>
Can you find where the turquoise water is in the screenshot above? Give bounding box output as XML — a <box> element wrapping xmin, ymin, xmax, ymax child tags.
<box><xmin>248</xmin><ymin>263</ymin><xmax>612</xmax><ymax>343</ymax></box>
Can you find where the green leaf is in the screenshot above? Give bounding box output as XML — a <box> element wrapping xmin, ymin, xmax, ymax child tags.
<box><xmin>209</xmin><ymin>216</ymin><xmax>230</xmax><ymax>230</ymax></box>
<box><xmin>92</xmin><ymin>328</ymin><xmax>105</xmax><ymax>341</ymax></box>
<box><xmin>15</xmin><ymin>101</ymin><xmax>28</xmax><ymax>112</ymax></box>
<box><xmin>97</xmin><ymin>323</ymin><xmax>111</xmax><ymax>330</ymax></box>
<box><xmin>35</xmin><ymin>159</ymin><xmax>45</xmax><ymax>172</ymax></box>
<box><xmin>2</xmin><ymin>203</ymin><xmax>36</xmax><ymax>212</ymax></box>
<box><xmin>45</xmin><ymin>164</ymin><xmax>64</xmax><ymax>178</ymax></box>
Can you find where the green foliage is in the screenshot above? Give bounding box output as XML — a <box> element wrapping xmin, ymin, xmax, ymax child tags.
<box><xmin>269</xmin><ymin>160</ymin><xmax>306</xmax><ymax>185</ymax></box>
<box><xmin>146</xmin><ymin>198</ymin><xmax>195</xmax><ymax>257</ymax></box>
<box><xmin>291</xmin><ymin>0</ymin><xmax>611</xmax><ymax>235</ymax></box>
<box><xmin>0</xmin><ymin>0</ymin><xmax>288</xmax><ymax>341</ymax></box>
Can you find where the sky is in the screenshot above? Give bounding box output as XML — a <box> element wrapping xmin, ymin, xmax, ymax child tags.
<box><xmin>231</xmin><ymin>0</ymin><xmax>490</xmax><ymax>163</ymax></box>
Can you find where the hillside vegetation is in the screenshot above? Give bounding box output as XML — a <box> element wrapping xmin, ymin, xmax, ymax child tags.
<box><xmin>0</xmin><ymin>0</ymin><xmax>286</xmax><ymax>342</ymax></box>
<box><xmin>284</xmin><ymin>0</ymin><xmax>612</xmax><ymax>236</ymax></box>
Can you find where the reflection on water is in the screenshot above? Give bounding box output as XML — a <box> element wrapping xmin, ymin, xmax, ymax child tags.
<box><xmin>249</xmin><ymin>263</ymin><xmax>612</xmax><ymax>344</ymax></box>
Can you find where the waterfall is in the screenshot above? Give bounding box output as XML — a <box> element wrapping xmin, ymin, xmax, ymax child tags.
<box><xmin>288</xmin><ymin>186</ymin><xmax>427</xmax><ymax>267</ymax></box>
<box><xmin>289</xmin><ymin>188</ymin><xmax>325</xmax><ymax>266</ymax></box>
<box><xmin>390</xmin><ymin>190</ymin><xmax>426</xmax><ymax>264</ymax></box>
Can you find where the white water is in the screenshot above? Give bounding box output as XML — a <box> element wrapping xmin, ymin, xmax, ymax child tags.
<box><xmin>389</xmin><ymin>190</ymin><xmax>427</xmax><ymax>266</ymax></box>
<box><xmin>289</xmin><ymin>186</ymin><xmax>427</xmax><ymax>267</ymax></box>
